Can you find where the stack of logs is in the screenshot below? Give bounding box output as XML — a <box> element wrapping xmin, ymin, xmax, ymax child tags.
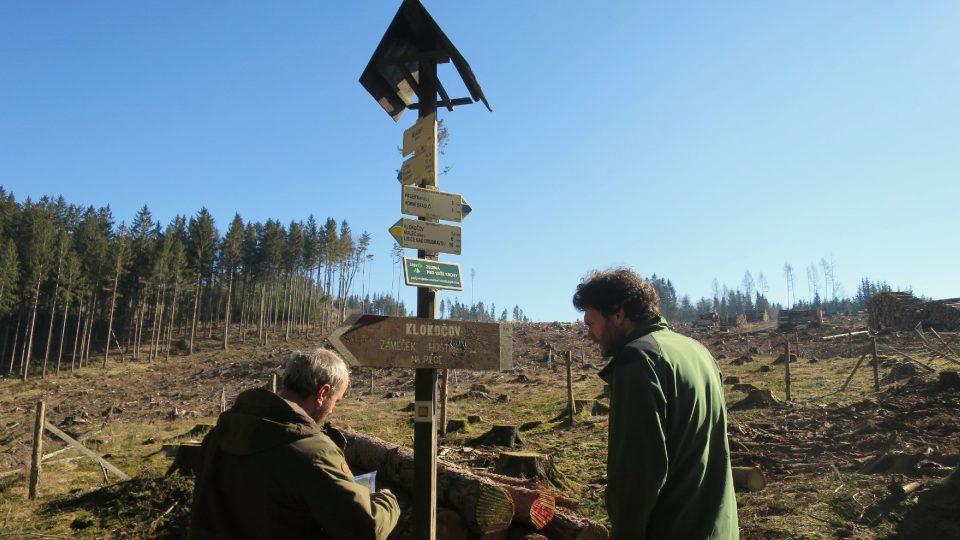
<box><xmin>776</xmin><ymin>309</ymin><xmax>823</xmax><ymax>330</ymax></box>
<box><xmin>869</xmin><ymin>292</ymin><xmax>960</xmax><ymax>331</ymax></box>
<box><xmin>342</xmin><ymin>429</ymin><xmax>608</xmax><ymax>539</ymax></box>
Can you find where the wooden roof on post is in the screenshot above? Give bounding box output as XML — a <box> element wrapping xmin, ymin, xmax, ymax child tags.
<box><xmin>359</xmin><ymin>0</ymin><xmax>491</xmax><ymax>121</ymax></box>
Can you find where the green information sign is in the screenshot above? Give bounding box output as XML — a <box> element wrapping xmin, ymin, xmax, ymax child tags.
<box><xmin>403</xmin><ymin>257</ymin><xmax>463</xmax><ymax>290</ymax></box>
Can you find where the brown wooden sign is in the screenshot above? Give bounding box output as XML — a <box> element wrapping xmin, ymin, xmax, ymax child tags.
<box><xmin>329</xmin><ymin>314</ymin><xmax>512</xmax><ymax>370</ymax></box>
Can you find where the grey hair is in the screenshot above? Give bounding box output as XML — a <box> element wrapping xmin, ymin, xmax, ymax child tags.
<box><xmin>282</xmin><ymin>349</ymin><xmax>350</xmax><ymax>397</ymax></box>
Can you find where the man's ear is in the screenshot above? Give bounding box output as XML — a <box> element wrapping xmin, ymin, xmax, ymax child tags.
<box><xmin>316</xmin><ymin>383</ymin><xmax>332</xmax><ymax>403</ymax></box>
<box><xmin>613</xmin><ymin>307</ymin><xmax>627</xmax><ymax>326</ymax></box>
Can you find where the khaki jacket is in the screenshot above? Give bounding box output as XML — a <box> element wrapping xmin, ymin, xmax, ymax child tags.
<box><xmin>189</xmin><ymin>388</ymin><xmax>399</xmax><ymax>539</ymax></box>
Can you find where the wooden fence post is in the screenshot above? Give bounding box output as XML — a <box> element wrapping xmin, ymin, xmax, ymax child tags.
<box><xmin>439</xmin><ymin>369</ymin><xmax>449</xmax><ymax>436</ymax></box>
<box><xmin>271</xmin><ymin>372</ymin><xmax>278</xmax><ymax>393</ymax></box>
<box><xmin>784</xmin><ymin>341</ymin><xmax>792</xmax><ymax>402</ymax></box>
<box><xmin>795</xmin><ymin>333</ymin><xmax>801</xmax><ymax>358</ymax></box>
<box><xmin>29</xmin><ymin>400</ymin><xmax>45</xmax><ymax>499</ymax></box>
<box><xmin>872</xmin><ymin>337</ymin><xmax>880</xmax><ymax>391</ymax></box>
<box><xmin>566</xmin><ymin>351</ymin><xmax>575</xmax><ymax>427</ymax></box>
<box><xmin>220</xmin><ymin>388</ymin><xmax>226</xmax><ymax>413</ymax></box>
<box><xmin>547</xmin><ymin>344</ymin><xmax>553</xmax><ymax>371</ymax></box>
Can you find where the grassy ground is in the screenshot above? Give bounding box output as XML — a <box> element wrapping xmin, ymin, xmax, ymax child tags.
<box><xmin>0</xmin><ymin>325</ymin><xmax>957</xmax><ymax>539</ymax></box>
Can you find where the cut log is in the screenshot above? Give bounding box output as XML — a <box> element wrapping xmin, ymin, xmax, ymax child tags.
<box><xmin>474</xmin><ymin>469</ymin><xmax>579</xmax><ymax>509</ymax></box>
<box><xmin>888</xmin><ymin>480</ymin><xmax>922</xmax><ymax>497</ymax></box>
<box><xmin>507</xmin><ymin>529</ymin><xmax>549</xmax><ymax>540</ymax></box>
<box><xmin>437</xmin><ymin>507</ymin><xmax>470</xmax><ymax>539</ymax></box>
<box><xmin>732</xmin><ymin>466</ymin><xmax>766</xmax><ymax>492</ymax></box>
<box><xmin>343</xmin><ymin>429</ymin><xmax>563</xmax><ymax>534</ymax></box>
<box><xmin>472</xmin><ymin>425</ymin><xmax>523</xmax><ymax>448</ymax></box>
<box><xmin>495</xmin><ymin>452</ymin><xmax>569</xmax><ymax>490</ymax></box>
<box><xmin>540</xmin><ymin>507</ymin><xmax>609</xmax><ymax>540</ymax></box>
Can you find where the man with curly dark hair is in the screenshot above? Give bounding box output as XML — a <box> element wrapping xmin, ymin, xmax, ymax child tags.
<box><xmin>574</xmin><ymin>268</ymin><xmax>739</xmax><ymax>539</ymax></box>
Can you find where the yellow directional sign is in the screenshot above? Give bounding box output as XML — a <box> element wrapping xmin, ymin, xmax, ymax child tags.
<box><xmin>402</xmin><ymin>112</ymin><xmax>437</xmax><ymax>156</ymax></box>
<box><xmin>389</xmin><ymin>218</ymin><xmax>461</xmax><ymax>255</ymax></box>
<box><xmin>399</xmin><ymin>145</ymin><xmax>437</xmax><ymax>187</ymax></box>
<box><xmin>401</xmin><ymin>185</ymin><xmax>472</xmax><ymax>222</ymax></box>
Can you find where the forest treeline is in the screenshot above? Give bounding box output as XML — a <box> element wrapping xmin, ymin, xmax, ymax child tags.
<box><xmin>0</xmin><ymin>189</ymin><xmax>393</xmax><ymax>381</ymax></box>
<box><xmin>651</xmin><ymin>269</ymin><xmax>904</xmax><ymax>325</ymax></box>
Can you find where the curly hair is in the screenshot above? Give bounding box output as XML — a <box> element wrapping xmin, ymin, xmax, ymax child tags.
<box><xmin>572</xmin><ymin>267</ymin><xmax>660</xmax><ymax>322</ymax></box>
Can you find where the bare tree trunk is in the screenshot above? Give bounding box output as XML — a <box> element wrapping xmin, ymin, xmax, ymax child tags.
<box><xmin>70</xmin><ymin>297</ymin><xmax>83</xmax><ymax>372</ymax></box>
<box><xmin>166</xmin><ymin>281</ymin><xmax>180</xmax><ymax>360</ymax></box>
<box><xmin>103</xmin><ymin>265</ymin><xmax>123</xmax><ymax>369</ymax></box>
<box><xmin>257</xmin><ymin>282</ymin><xmax>266</xmax><ymax>345</ymax></box>
<box><xmin>239</xmin><ymin>278</ymin><xmax>248</xmax><ymax>344</ymax></box>
<box><xmin>42</xmin><ymin>256</ymin><xmax>64</xmax><ymax>376</ymax></box>
<box><xmin>223</xmin><ymin>268</ymin><xmax>234</xmax><ymax>350</ymax></box>
<box><xmin>189</xmin><ymin>275</ymin><xmax>201</xmax><ymax>355</ymax></box>
<box><xmin>55</xmin><ymin>297</ymin><xmax>70</xmax><ymax>375</ymax></box>
<box><xmin>149</xmin><ymin>284</ymin><xmax>162</xmax><ymax>361</ymax></box>
<box><xmin>285</xmin><ymin>272</ymin><xmax>293</xmax><ymax>342</ymax></box>
<box><xmin>83</xmin><ymin>293</ymin><xmax>98</xmax><ymax>367</ymax></box>
<box><xmin>7</xmin><ymin>313</ymin><xmax>21</xmax><ymax>374</ymax></box>
<box><xmin>21</xmin><ymin>273</ymin><xmax>44</xmax><ymax>380</ymax></box>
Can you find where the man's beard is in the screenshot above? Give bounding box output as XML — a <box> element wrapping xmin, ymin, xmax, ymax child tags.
<box><xmin>312</xmin><ymin>400</ymin><xmax>335</xmax><ymax>423</ymax></box>
<box><xmin>600</xmin><ymin>323</ymin><xmax>629</xmax><ymax>357</ymax></box>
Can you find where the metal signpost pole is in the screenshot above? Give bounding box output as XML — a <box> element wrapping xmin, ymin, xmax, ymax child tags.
<box><xmin>413</xmin><ymin>58</ymin><xmax>438</xmax><ymax>540</ymax></box>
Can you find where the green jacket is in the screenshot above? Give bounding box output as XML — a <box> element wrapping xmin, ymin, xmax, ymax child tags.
<box><xmin>189</xmin><ymin>388</ymin><xmax>399</xmax><ymax>540</ymax></box>
<box><xmin>599</xmin><ymin>317</ymin><xmax>739</xmax><ymax>539</ymax></box>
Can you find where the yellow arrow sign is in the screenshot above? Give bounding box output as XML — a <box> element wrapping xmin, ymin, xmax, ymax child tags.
<box><xmin>389</xmin><ymin>218</ymin><xmax>461</xmax><ymax>255</ymax></box>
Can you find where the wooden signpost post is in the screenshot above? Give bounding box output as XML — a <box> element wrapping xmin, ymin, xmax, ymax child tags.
<box><xmin>358</xmin><ymin>2</ymin><xmax>495</xmax><ymax>537</ymax></box>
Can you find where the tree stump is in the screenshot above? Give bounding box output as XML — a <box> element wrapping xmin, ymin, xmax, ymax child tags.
<box><xmin>729</xmin><ymin>389</ymin><xmax>782</xmax><ymax>411</ymax></box>
<box><xmin>472</xmin><ymin>425</ymin><xmax>523</xmax><ymax>448</ymax></box>
<box><xmin>467</xmin><ymin>415</ymin><xmax>483</xmax><ymax>424</ymax></box>
<box><xmin>731</xmin><ymin>466</ymin><xmax>766</xmax><ymax>492</ymax></box>
<box><xmin>166</xmin><ymin>442</ymin><xmax>203</xmax><ymax>477</ymax></box>
<box><xmin>552</xmin><ymin>400</ymin><xmax>609</xmax><ymax>422</ymax></box>
<box><xmin>939</xmin><ymin>371</ymin><xmax>960</xmax><ymax>390</ymax></box>
<box><xmin>495</xmin><ymin>452</ymin><xmax>568</xmax><ymax>490</ymax></box>
<box><xmin>446</xmin><ymin>419</ymin><xmax>468</xmax><ymax>433</ymax></box>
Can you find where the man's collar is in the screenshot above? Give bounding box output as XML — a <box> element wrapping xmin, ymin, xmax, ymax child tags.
<box><xmin>597</xmin><ymin>316</ymin><xmax>669</xmax><ymax>381</ymax></box>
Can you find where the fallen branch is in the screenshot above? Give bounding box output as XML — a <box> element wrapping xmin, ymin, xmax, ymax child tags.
<box><xmin>43</xmin><ymin>421</ymin><xmax>130</xmax><ymax>481</ymax></box>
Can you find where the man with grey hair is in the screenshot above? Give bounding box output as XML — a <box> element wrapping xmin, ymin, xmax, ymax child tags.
<box><xmin>189</xmin><ymin>348</ymin><xmax>399</xmax><ymax>539</ymax></box>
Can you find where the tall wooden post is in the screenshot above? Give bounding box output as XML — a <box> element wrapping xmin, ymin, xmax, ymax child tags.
<box><xmin>872</xmin><ymin>337</ymin><xmax>880</xmax><ymax>391</ymax></box>
<box><xmin>29</xmin><ymin>400</ymin><xmax>45</xmax><ymax>499</ymax></box>
<box><xmin>220</xmin><ymin>388</ymin><xmax>227</xmax><ymax>413</ymax></box>
<box><xmin>413</xmin><ymin>57</ymin><xmax>439</xmax><ymax>540</ymax></box>
<box><xmin>271</xmin><ymin>372</ymin><xmax>277</xmax><ymax>393</ymax></box>
<box><xmin>795</xmin><ymin>333</ymin><xmax>801</xmax><ymax>358</ymax></box>
<box><xmin>566</xmin><ymin>351</ymin><xmax>576</xmax><ymax>427</ymax></box>
<box><xmin>784</xmin><ymin>341</ymin><xmax>792</xmax><ymax>402</ymax></box>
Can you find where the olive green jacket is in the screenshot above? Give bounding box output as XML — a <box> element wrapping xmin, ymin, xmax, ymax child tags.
<box><xmin>188</xmin><ymin>388</ymin><xmax>399</xmax><ymax>540</ymax></box>
<box><xmin>599</xmin><ymin>317</ymin><xmax>739</xmax><ymax>539</ymax></box>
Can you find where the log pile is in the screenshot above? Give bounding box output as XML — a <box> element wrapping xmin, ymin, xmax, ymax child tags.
<box><xmin>869</xmin><ymin>292</ymin><xmax>960</xmax><ymax>331</ymax></box>
<box><xmin>920</xmin><ymin>298</ymin><xmax>960</xmax><ymax>330</ymax></box>
<box><xmin>868</xmin><ymin>292</ymin><xmax>922</xmax><ymax>330</ymax></box>
<box><xmin>777</xmin><ymin>309</ymin><xmax>823</xmax><ymax>330</ymax></box>
<box><xmin>693</xmin><ymin>312</ymin><xmax>720</xmax><ymax>330</ymax></box>
<box><xmin>341</xmin><ymin>429</ymin><xmax>608</xmax><ymax>539</ymax></box>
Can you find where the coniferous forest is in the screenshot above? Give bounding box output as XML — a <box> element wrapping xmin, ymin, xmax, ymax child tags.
<box><xmin>0</xmin><ymin>188</ymin><xmax>401</xmax><ymax>381</ymax></box>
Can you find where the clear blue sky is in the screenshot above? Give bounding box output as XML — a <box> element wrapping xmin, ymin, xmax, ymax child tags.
<box><xmin>2</xmin><ymin>1</ymin><xmax>958</xmax><ymax>321</ymax></box>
